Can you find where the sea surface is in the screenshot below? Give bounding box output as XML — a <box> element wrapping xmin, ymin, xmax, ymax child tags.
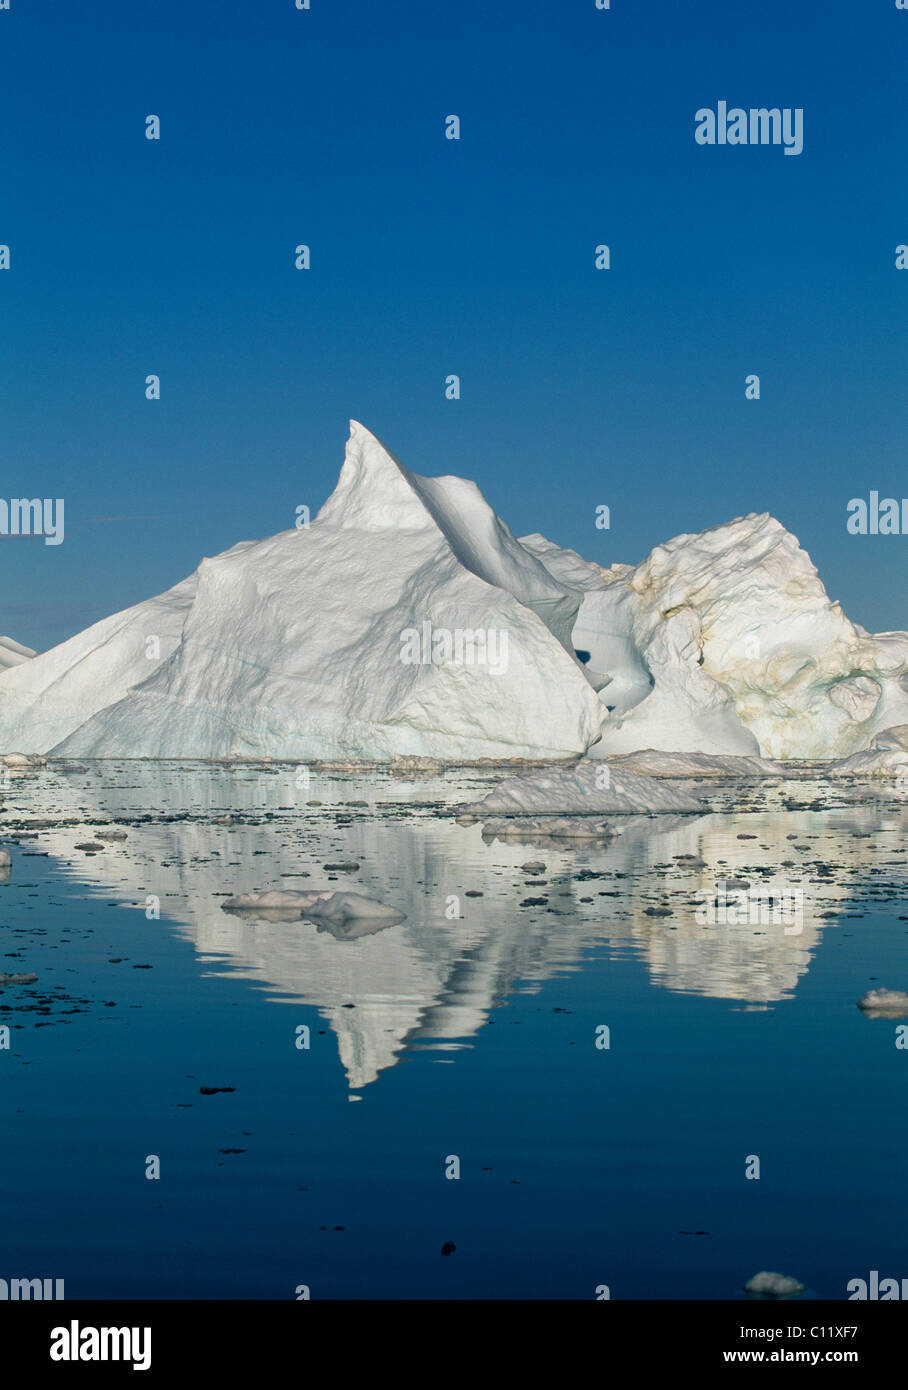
<box><xmin>0</xmin><ymin>760</ymin><xmax>905</xmax><ymax>1300</ymax></box>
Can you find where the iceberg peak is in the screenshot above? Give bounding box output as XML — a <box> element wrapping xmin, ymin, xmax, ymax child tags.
<box><xmin>316</xmin><ymin>421</ymin><xmax>432</xmax><ymax>530</ymax></box>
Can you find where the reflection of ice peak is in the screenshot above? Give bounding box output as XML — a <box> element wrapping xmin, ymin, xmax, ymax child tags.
<box><xmin>10</xmin><ymin>763</ymin><xmax>908</xmax><ymax>1085</ymax></box>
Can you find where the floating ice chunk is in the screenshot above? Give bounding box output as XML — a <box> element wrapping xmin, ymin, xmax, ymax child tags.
<box><xmin>463</xmin><ymin>761</ymin><xmax>705</xmax><ymax>816</ymax></box>
<box><xmin>826</xmin><ymin>747</ymin><xmax>908</xmax><ymax>778</ymax></box>
<box><xmin>220</xmin><ymin>888</ymin><xmax>406</xmax><ymax>927</ymax></box>
<box><xmin>857</xmin><ymin>989</ymin><xmax>908</xmax><ymax>1019</ymax></box>
<box><xmin>744</xmin><ymin>1271</ymin><xmax>805</xmax><ymax>1299</ymax></box>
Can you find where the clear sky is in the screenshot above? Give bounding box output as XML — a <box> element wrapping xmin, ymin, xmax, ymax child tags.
<box><xmin>2</xmin><ymin>0</ymin><xmax>906</xmax><ymax>651</ymax></box>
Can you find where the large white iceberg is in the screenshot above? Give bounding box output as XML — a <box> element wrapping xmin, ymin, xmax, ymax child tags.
<box><xmin>0</xmin><ymin>423</ymin><xmax>603</xmax><ymax>760</ymax></box>
<box><xmin>0</xmin><ymin>421</ymin><xmax>905</xmax><ymax>762</ymax></box>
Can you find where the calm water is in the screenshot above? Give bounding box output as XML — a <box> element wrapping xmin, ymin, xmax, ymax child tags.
<box><xmin>0</xmin><ymin>761</ymin><xmax>905</xmax><ymax>1299</ymax></box>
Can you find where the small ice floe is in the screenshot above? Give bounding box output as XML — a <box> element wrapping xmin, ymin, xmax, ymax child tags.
<box><xmin>463</xmin><ymin>761</ymin><xmax>705</xmax><ymax>816</ymax></box>
<box><xmin>0</xmin><ymin>971</ymin><xmax>38</xmax><ymax>986</ymax></box>
<box><xmin>95</xmin><ymin>829</ymin><xmax>128</xmax><ymax>841</ymax></box>
<box><xmin>857</xmin><ymin>989</ymin><xmax>908</xmax><ymax>1019</ymax></box>
<box><xmin>827</xmin><ymin>728</ymin><xmax>908</xmax><ymax>779</ymax></box>
<box><xmin>220</xmin><ymin>889</ymin><xmax>405</xmax><ymax>928</ymax></box>
<box><xmin>0</xmin><ymin>849</ymin><xmax>10</xmax><ymax>868</ymax></box>
<box><xmin>744</xmin><ymin>1271</ymin><xmax>805</xmax><ymax>1299</ymax></box>
<box><xmin>0</xmin><ymin>752</ymin><xmax>44</xmax><ymax>779</ymax></box>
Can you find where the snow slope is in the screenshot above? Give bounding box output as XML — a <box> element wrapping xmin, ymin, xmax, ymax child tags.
<box><xmin>0</xmin><ymin>578</ymin><xmax>198</xmax><ymax>752</ymax></box>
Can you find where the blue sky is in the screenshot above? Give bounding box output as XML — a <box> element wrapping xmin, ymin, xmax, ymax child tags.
<box><xmin>2</xmin><ymin>0</ymin><xmax>906</xmax><ymax>650</ymax></box>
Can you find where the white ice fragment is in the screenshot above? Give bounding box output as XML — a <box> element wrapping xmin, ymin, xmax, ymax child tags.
<box><xmin>744</xmin><ymin>1271</ymin><xmax>805</xmax><ymax>1298</ymax></box>
<box><xmin>463</xmin><ymin>761</ymin><xmax>705</xmax><ymax>816</ymax></box>
<box><xmin>857</xmin><ymin>989</ymin><xmax>908</xmax><ymax>1019</ymax></box>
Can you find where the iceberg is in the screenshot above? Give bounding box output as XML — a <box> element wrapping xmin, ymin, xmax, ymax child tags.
<box><xmin>0</xmin><ymin>423</ymin><xmax>602</xmax><ymax>760</ymax></box>
<box><xmin>0</xmin><ymin>421</ymin><xmax>905</xmax><ymax>762</ymax></box>
<box><xmin>857</xmin><ymin>988</ymin><xmax>908</xmax><ymax>1019</ymax></box>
